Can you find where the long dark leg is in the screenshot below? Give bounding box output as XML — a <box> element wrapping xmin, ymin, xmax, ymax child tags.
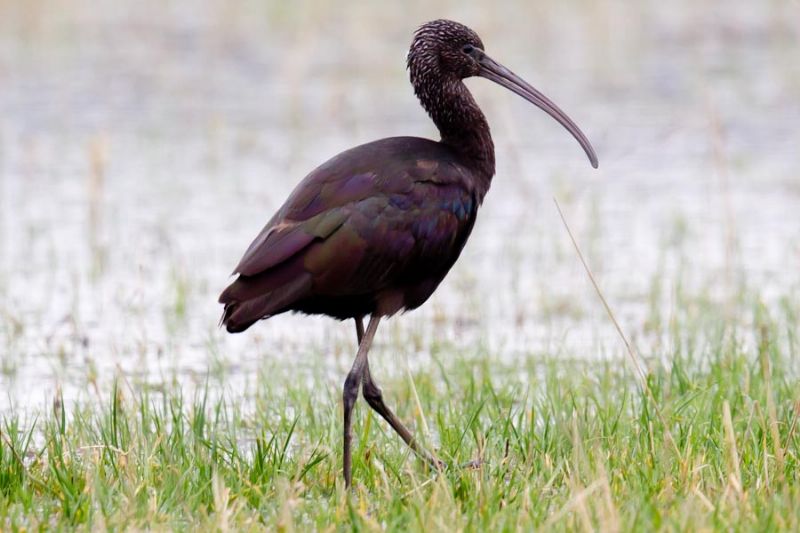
<box><xmin>343</xmin><ymin>314</ymin><xmax>380</xmax><ymax>488</ymax></box>
<box><xmin>354</xmin><ymin>317</ymin><xmax>443</xmax><ymax>470</ymax></box>
<box><xmin>355</xmin><ymin>315</ymin><xmax>365</xmax><ymax>344</ymax></box>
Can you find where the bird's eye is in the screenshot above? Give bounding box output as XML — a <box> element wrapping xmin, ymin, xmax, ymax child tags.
<box><xmin>462</xmin><ymin>44</ymin><xmax>474</xmax><ymax>54</ymax></box>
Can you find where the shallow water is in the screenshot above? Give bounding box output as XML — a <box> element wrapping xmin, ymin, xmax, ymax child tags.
<box><xmin>1</xmin><ymin>0</ymin><xmax>799</xmax><ymax>413</ymax></box>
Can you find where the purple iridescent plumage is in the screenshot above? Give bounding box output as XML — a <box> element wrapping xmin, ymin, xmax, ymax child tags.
<box><xmin>220</xmin><ymin>137</ymin><xmax>484</xmax><ymax>331</ymax></box>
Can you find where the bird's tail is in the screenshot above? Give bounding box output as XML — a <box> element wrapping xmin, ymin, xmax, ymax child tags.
<box><xmin>218</xmin><ymin>256</ymin><xmax>312</xmax><ymax>333</ymax></box>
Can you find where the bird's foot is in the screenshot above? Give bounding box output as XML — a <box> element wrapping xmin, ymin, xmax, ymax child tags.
<box><xmin>430</xmin><ymin>457</ymin><xmax>483</xmax><ymax>473</ymax></box>
<box><xmin>458</xmin><ymin>458</ymin><xmax>483</xmax><ymax>470</ymax></box>
<box><xmin>427</xmin><ymin>457</ymin><xmax>447</xmax><ymax>471</ymax></box>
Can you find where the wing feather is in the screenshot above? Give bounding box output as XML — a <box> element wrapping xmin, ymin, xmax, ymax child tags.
<box><xmin>220</xmin><ymin>136</ymin><xmax>480</xmax><ymax>330</ymax></box>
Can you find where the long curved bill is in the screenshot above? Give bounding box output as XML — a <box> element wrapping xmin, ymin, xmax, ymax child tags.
<box><xmin>477</xmin><ymin>51</ymin><xmax>599</xmax><ymax>168</ymax></box>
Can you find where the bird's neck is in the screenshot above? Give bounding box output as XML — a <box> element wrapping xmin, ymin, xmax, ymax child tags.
<box><xmin>416</xmin><ymin>79</ymin><xmax>496</xmax><ymax>183</ymax></box>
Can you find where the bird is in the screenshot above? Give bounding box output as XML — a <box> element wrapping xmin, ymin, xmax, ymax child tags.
<box><xmin>219</xmin><ymin>19</ymin><xmax>598</xmax><ymax>488</ymax></box>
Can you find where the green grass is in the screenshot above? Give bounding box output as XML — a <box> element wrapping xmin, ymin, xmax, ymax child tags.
<box><xmin>1</xmin><ymin>296</ymin><xmax>798</xmax><ymax>531</ymax></box>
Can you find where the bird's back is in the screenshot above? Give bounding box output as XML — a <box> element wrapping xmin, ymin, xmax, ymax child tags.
<box><xmin>219</xmin><ymin>136</ymin><xmax>486</xmax><ymax>332</ymax></box>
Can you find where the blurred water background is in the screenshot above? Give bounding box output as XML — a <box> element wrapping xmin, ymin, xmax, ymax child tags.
<box><xmin>1</xmin><ymin>0</ymin><xmax>798</xmax><ymax>412</ymax></box>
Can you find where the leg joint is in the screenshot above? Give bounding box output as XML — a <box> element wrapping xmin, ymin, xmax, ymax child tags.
<box><xmin>362</xmin><ymin>381</ymin><xmax>383</xmax><ymax>404</ymax></box>
<box><xmin>343</xmin><ymin>370</ymin><xmax>361</xmax><ymax>404</ymax></box>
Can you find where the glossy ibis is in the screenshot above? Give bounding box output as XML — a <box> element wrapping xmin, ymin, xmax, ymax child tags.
<box><xmin>220</xmin><ymin>19</ymin><xmax>598</xmax><ymax>487</ymax></box>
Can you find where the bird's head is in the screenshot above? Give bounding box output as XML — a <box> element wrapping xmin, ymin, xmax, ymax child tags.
<box><xmin>407</xmin><ymin>19</ymin><xmax>598</xmax><ymax>169</ymax></box>
<box><xmin>408</xmin><ymin>19</ymin><xmax>485</xmax><ymax>80</ymax></box>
